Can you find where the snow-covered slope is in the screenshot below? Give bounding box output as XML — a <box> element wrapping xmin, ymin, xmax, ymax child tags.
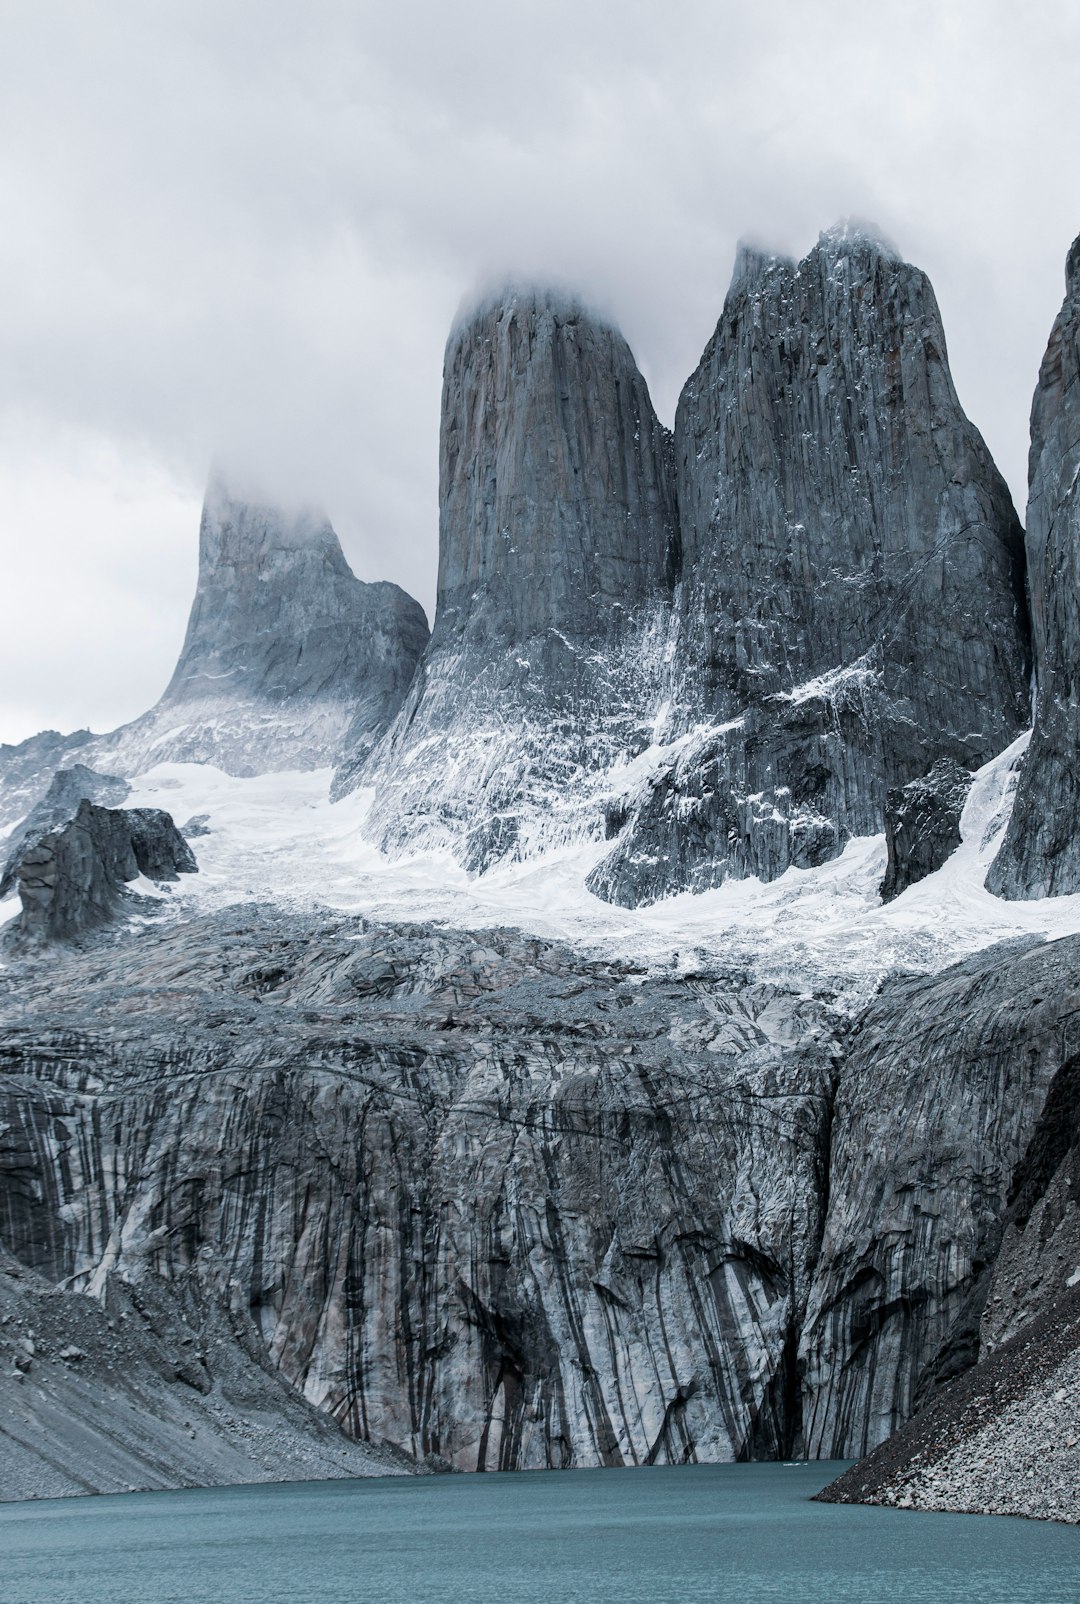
<box><xmin>12</xmin><ymin>728</ymin><xmax>1063</xmax><ymax>1007</ymax></box>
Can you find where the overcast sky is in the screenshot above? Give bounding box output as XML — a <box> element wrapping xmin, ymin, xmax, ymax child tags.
<box><xmin>3</xmin><ymin>0</ymin><xmax>1079</xmax><ymax>743</ymax></box>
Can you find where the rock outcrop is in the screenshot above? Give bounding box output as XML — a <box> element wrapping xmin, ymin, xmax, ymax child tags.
<box><xmin>343</xmin><ymin>288</ymin><xmax>679</xmax><ymax>868</ymax></box>
<box><xmin>591</xmin><ymin>225</ymin><xmax>1030</xmax><ymax>907</ymax></box>
<box><xmin>0</xmin><ymin>764</ymin><xmax>130</xmax><ymax>898</ymax></box>
<box><xmin>0</xmin><ymin>730</ymin><xmax>94</xmax><ymax>833</ymax></box>
<box><xmin>6</xmin><ymin>801</ymin><xmax>196</xmax><ymax>945</ymax></box>
<box><xmin>988</xmin><ymin>235</ymin><xmax>1080</xmax><ymax>899</ymax></box>
<box><xmin>880</xmin><ymin>758</ymin><xmax>973</xmax><ymax>902</ymax></box>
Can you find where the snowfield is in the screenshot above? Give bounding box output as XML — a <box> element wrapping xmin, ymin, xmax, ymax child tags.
<box><xmin>45</xmin><ymin>727</ymin><xmax>1071</xmax><ymax>1010</ymax></box>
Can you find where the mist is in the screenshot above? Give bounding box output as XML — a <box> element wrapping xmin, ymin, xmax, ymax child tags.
<box><xmin>2</xmin><ymin>0</ymin><xmax>1079</xmax><ymax>741</ymax></box>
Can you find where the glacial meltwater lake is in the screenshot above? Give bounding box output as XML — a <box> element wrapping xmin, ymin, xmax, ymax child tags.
<box><xmin>1</xmin><ymin>1463</ymin><xmax>1079</xmax><ymax>1604</ymax></box>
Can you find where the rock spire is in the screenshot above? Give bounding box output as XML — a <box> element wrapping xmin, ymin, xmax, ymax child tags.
<box><xmin>987</xmin><ymin>234</ymin><xmax>1080</xmax><ymax>898</ymax></box>
<box><xmin>590</xmin><ymin>225</ymin><xmax>1031</xmax><ymax>905</ymax></box>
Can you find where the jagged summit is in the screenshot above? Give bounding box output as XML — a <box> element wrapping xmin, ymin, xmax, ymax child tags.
<box><xmin>0</xmin><ymin>472</ymin><xmax>431</xmax><ymax>819</ymax></box>
<box><xmin>589</xmin><ymin>225</ymin><xmax>1032</xmax><ymax>905</ymax></box>
<box><xmin>161</xmin><ymin>471</ymin><xmax>427</xmax><ymax>719</ymax></box>
<box><xmin>727</xmin><ymin>241</ymin><xmax>794</xmax><ymax>292</ymax></box>
<box><xmin>94</xmin><ymin>469</ymin><xmax>431</xmax><ymax>779</ymax></box>
<box><xmin>728</xmin><ymin>222</ymin><xmax>900</xmax><ymax>299</ymax></box>
<box><xmin>815</xmin><ymin>216</ymin><xmax>902</xmax><ymax>259</ymax></box>
<box><xmin>447</xmin><ymin>281</ymin><xmax>617</xmax><ymax>341</ymax></box>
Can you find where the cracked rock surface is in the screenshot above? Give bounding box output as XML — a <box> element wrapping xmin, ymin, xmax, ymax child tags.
<box><xmin>989</xmin><ymin>233</ymin><xmax>1080</xmax><ymax>899</ymax></box>
<box><xmin>594</xmin><ymin>226</ymin><xmax>1030</xmax><ymax>907</ymax></box>
<box><xmin>5</xmin><ymin>801</ymin><xmax>196</xmax><ymax>946</ymax></box>
<box><xmin>3</xmin><ymin>909</ymin><xmax>1079</xmax><ymax>1486</ymax></box>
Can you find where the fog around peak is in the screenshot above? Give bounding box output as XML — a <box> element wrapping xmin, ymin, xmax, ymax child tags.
<box><xmin>2</xmin><ymin>0</ymin><xmax>1079</xmax><ymax>740</ymax></box>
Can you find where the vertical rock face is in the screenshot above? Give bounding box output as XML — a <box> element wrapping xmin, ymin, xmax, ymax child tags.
<box><xmin>433</xmin><ymin>288</ymin><xmax>678</xmax><ymax>652</ymax></box>
<box><xmin>106</xmin><ymin>475</ymin><xmax>430</xmax><ymax>778</ymax></box>
<box><xmin>979</xmin><ymin>1050</ymin><xmax>1080</xmax><ymax>1354</ymax></box>
<box><xmin>799</xmin><ymin>936</ymin><xmax>1080</xmax><ymax>1458</ymax></box>
<box><xmin>987</xmin><ymin>235</ymin><xmax>1080</xmax><ymax>899</ymax></box>
<box><xmin>342</xmin><ymin>288</ymin><xmax>679</xmax><ymax>868</ymax></box>
<box><xmin>0</xmin><ymin>914</ymin><xmax>840</xmax><ymax>1471</ymax></box>
<box><xmin>591</xmin><ymin>225</ymin><xmax>1030</xmax><ymax>907</ymax></box>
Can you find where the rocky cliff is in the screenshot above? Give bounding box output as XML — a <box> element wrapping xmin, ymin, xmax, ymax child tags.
<box><xmin>591</xmin><ymin>226</ymin><xmax>1031</xmax><ymax>906</ymax></box>
<box><xmin>0</xmin><ymin>910</ymin><xmax>839</xmax><ymax>1469</ymax></box>
<box><xmin>342</xmin><ymin>287</ymin><xmax>679</xmax><ymax>869</ymax></box>
<box><xmin>2</xmin><ymin>908</ymin><xmax>1075</xmax><ymax>1475</ymax></box>
<box><xmin>0</xmin><ymin>764</ymin><xmax>131</xmax><ymax>897</ymax></box>
<box><xmin>988</xmin><ymin>234</ymin><xmax>1080</xmax><ymax>899</ymax></box>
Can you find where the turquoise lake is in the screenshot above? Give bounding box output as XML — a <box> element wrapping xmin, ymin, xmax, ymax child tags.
<box><xmin>1</xmin><ymin>1462</ymin><xmax>1078</xmax><ymax>1603</ymax></box>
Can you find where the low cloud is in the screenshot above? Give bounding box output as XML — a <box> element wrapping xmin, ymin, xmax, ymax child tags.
<box><xmin>2</xmin><ymin>0</ymin><xmax>1078</xmax><ymax>739</ymax></box>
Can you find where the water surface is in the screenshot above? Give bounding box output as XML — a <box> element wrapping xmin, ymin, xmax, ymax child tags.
<box><xmin>1</xmin><ymin>1462</ymin><xmax>1077</xmax><ymax>1604</ymax></box>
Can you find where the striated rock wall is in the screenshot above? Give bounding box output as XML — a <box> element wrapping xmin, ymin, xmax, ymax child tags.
<box><xmin>988</xmin><ymin>234</ymin><xmax>1080</xmax><ymax>899</ymax></box>
<box><xmin>344</xmin><ymin>288</ymin><xmax>680</xmax><ymax>869</ymax></box>
<box><xmin>3</xmin><ymin>909</ymin><xmax>1078</xmax><ymax>1474</ymax></box>
<box><xmin>799</xmin><ymin>935</ymin><xmax>1080</xmax><ymax>1458</ymax></box>
<box><xmin>593</xmin><ymin>226</ymin><xmax>1030</xmax><ymax>907</ymax></box>
<box><xmin>0</xmin><ymin>911</ymin><xmax>839</xmax><ymax>1470</ymax></box>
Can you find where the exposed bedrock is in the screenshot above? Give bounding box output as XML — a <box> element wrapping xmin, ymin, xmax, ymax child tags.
<box><xmin>988</xmin><ymin>234</ymin><xmax>1080</xmax><ymax>899</ymax></box>
<box><xmin>104</xmin><ymin>473</ymin><xmax>431</xmax><ymax>778</ymax></box>
<box><xmin>980</xmin><ymin>1048</ymin><xmax>1080</xmax><ymax>1354</ymax></box>
<box><xmin>343</xmin><ymin>287</ymin><xmax>680</xmax><ymax>866</ymax></box>
<box><xmin>800</xmin><ymin>933</ymin><xmax>1080</xmax><ymax>1459</ymax></box>
<box><xmin>819</xmin><ymin>1037</ymin><xmax>1080</xmax><ymax>1523</ymax></box>
<box><xmin>5</xmin><ymin>800</ymin><xmax>196</xmax><ymax>946</ymax></box>
<box><xmin>592</xmin><ymin>224</ymin><xmax>1030</xmax><ymax>907</ymax></box>
<box><xmin>0</xmin><ymin>911</ymin><xmax>841</xmax><ymax>1470</ymax></box>
<box><xmin>0</xmin><ymin>764</ymin><xmax>130</xmax><ymax>898</ymax></box>
<box><xmin>3</xmin><ymin>912</ymin><xmax>1076</xmax><ymax>1471</ymax></box>
<box><xmin>879</xmin><ymin>758</ymin><xmax>973</xmax><ymax>902</ymax></box>
<box><xmin>0</xmin><ymin>730</ymin><xmax>95</xmax><ymax>833</ymax></box>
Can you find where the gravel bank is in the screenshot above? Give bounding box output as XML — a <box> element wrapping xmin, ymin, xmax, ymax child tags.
<box><xmin>816</xmin><ymin>1285</ymin><xmax>1080</xmax><ymax>1523</ymax></box>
